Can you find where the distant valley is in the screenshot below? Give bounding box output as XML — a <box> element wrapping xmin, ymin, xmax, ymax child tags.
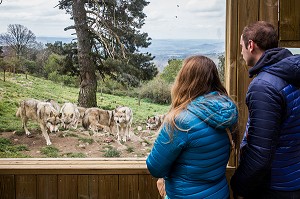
<box><xmin>37</xmin><ymin>36</ymin><xmax>74</xmax><ymax>44</ymax></box>
<box><xmin>141</xmin><ymin>39</ymin><xmax>225</xmax><ymax>71</ymax></box>
<box><xmin>37</xmin><ymin>37</ymin><xmax>225</xmax><ymax>71</ymax></box>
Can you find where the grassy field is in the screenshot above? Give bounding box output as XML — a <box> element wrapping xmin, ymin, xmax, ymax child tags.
<box><xmin>0</xmin><ymin>72</ymin><xmax>170</xmax><ymax>132</ymax></box>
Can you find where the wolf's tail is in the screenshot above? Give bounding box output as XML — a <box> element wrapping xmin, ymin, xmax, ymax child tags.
<box><xmin>16</xmin><ymin>101</ymin><xmax>25</xmax><ymax>118</ymax></box>
<box><xmin>16</xmin><ymin>107</ymin><xmax>21</xmax><ymax>117</ymax></box>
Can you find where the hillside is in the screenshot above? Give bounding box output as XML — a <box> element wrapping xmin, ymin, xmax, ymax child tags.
<box><xmin>0</xmin><ymin>73</ymin><xmax>169</xmax><ymax>158</ymax></box>
<box><xmin>0</xmin><ymin>73</ymin><xmax>169</xmax><ymax>131</ymax></box>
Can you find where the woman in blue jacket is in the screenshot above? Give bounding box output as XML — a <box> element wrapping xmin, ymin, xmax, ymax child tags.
<box><xmin>146</xmin><ymin>55</ymin><xmax>238</xmax><ymax>199</ymax></box>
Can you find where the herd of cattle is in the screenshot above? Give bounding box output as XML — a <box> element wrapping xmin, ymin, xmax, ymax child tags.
<box><xmin>15</xmin><ymin>99</ymin><xmax>165</xmax><ymax>145</ymax></box>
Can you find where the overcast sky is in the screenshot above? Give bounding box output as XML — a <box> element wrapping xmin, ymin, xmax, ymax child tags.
<box><xmin>0</xmin><ymin>0</ymin><xmax>226</xmax><ymax>40</ymax></box>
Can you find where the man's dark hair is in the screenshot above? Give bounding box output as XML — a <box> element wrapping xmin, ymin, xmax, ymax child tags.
<box><xmin>242</xmin><ymin>21</ymin><xmax>278</xmax><ymax>50</ymax></box>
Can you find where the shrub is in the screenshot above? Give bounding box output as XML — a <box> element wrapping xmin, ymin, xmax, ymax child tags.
<box><xmin>64</xmin><ymin>152</ymin><xmax>86</xmax><ymax>158</ymax></box>
<box><xmin>0</xmin><ymin>138</ymin><xmax>30</xmax><ymax>158</ymax></box>
<box><xmin>48</xmin><ymin>71</ymin><xmax>79</xmax><ymax>87</ymax></box>
<box><xmin>104</xmin><ymin>147</ymin><xmax>121</xmax><ymax>157</ymax></box>
<box><xmin>160</xmin><ymin>59</ymin><xmax>183</xmax><ymax>83</ymax></box>
<box><xmin>139</xmin><ymin>77</ymin><xmax>171</xmax><ymax>104</ymax></box>
<box><xmin>40</xmin><ymin>146</ymin><xmax>60</xmax><ymax>158</ymax></box>
<box><xmin>78</xmin><ymin>137</ymin><xmax>94</xmax><ymax>144</ymax></box>
<box><xmin>126</xmin><ymin>146</ymin><xmax>134</xmax><ymax>153</ymax></box>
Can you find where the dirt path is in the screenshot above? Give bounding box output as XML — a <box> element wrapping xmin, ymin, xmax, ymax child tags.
<box><xmin>0</xmin><ymin>127</ymin><xmax>159</xmax><ymax>158</ymax></box>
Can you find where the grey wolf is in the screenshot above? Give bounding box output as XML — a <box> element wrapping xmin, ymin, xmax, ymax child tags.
<box><xmin>77</xmin><ymin>106</ymin><xmax>86</xmax><ymax>125</ymax></box>
<box><xmin>82</xmin><ymin>107</ymin><xmax>114</xmax><ymax>134</ymax></box>
<box><xmin>16</xmin><ymin>99</ymin><xmax>62</xmax><ymax>145</ymax></box>
<box><xmin>146</xmin><ymin>114</ymin><xmax>165</xmax><ymax>130</ymax></box>
<box><xmin>46</xmin><ymin>99</ymin><xmax>60</xmax><ymax>112</ymax></box>
<box><xmin>77</xmin><ymin>106</ymin><xmax>86</xmax><ymax>119</ymax></box>
<box><xmin>113</xmin><ymin>106</ymin><xmax>133</xmax><ymax>142</ymax></box>
<box><xmin>60</xmin><ymin>102</ymin><xmax>80</xmax><ymax>129</ymax></box>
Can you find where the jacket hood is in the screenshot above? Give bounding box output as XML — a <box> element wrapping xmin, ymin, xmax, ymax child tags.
<box><xmin>249</xmin><ymin>48</ymin><xmax>300</xmax><ymax>87</ymax></box>
<box><xmin>187</xmin><ymin>91</ymin><xmax>238</xmax><ymax>130</ymax></box>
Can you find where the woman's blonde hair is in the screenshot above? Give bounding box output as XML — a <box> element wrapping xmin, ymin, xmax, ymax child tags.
<box><xmin>165</xmin><ymin>55</ymin><xmax>228</xmax><ymax>131</ymax></box>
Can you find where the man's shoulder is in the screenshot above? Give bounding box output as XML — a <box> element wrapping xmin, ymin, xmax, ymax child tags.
<box><xmin>251</xmin><ymin>71</ymin><xmax>288</xmax><ymax>92</ymax></box>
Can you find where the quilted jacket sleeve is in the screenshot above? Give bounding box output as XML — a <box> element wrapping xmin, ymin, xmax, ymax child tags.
<box><xmin>230</xmin><ymin>77</ymin><xmax>284</xmax><ymax>197</ymax></box>
<box><xmin>146</xmin><ymin>124</ymin><xmax>187</xmax><ymax>178</ymax></box>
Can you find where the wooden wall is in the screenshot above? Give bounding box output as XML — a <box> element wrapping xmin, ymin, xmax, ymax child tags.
<box><xmin>279</xmin><ymin>0</ymin><xmax>300</xmax><ymax>47</ymax></box>
<box><xmin>225</xmin><ymin>0</ymin><xmax>300</xmax><ymax>167</ymax></box>
<box><xmin>0</xmin><ymin>158</ymin><xmax>235</xmax><ymax>199</ymax></box>
<box><xmin>0</xmin><ymin>174</ymin><xmax>159</xmax><ymax>199</ymax></box>
<box><xmin>0</xmin><ymin>158</ymin><xmax>160</xmax><ymax>199</ymax></box>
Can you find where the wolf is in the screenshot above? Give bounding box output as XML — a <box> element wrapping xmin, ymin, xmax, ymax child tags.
<box><xmin>60</xmin><ymin>102</ymin><xmax>80</xmax><ymax>129</ymax></box>
<box><xmin>77</xmin><ymin>106</ymin><xmax>86</xmax><ymax>125</ymax></box>
<box><xmin>146</xmin><ymin>114</ymin><xmax>166</xmax><ymax>130</ymax></box>
<box><xmin>16</xmin><ymin>99</ymin><xmax>62</xmax><ymax>145</ymax></box>
<box><xmin>46</xmin><ymin>99</ymin><xmax>60</xmax><ymax>112</ymax></box>
<box><xmin>77</xmin><ymin>107</ymin><xmax>86</xmax><ymax>119</ymax></box>
<box><xmin>113</xmin><ymin>106</ymin><xmax>133</xmax><ymax>142</ymax></box>
<box><xmin>82</xmin><ymin>107</ymin><xmax>114</xmax><ymax>134</ymax></box>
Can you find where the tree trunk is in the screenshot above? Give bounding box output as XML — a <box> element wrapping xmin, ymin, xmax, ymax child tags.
<box><xmin>72</xmin><ymin>0</ymin><xmax>97</xmax><ymax>107</ymax></box>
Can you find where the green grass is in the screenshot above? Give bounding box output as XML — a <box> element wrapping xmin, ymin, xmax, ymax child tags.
<box><xmin>126</xmin><ymin>146</ymin><xmax>134</xmax><ymax>153</ymax></box>
<box><xmin>0</xmin><ymin>137</ymin><xmax>30</xmax><ymax>158</ymax></box>
<box><xmin>103</xmin><ymin>147</ymin><xmax>121</xmax><ymax>157</ymax></box>
<box><xmin>78</xmin><ymin>137</ymin><xmax>94</xmax><ymax>144</ymax></box>
<box><xmin>40</xmin><ymin>146</ymin><xmax>60</xmax><ymax>158</ymax></box>
<box><xmin>59</xmin><ymin>132</ymin><xmax>79</xmax><ymax>138</ymax></box>
<box><xmin>63</xmin><ymin>152</ymin><xmax>87</xmax><ymax>158</ymax></box>
<box><xmin>0</xmin><ymin>72</ymin><xmax>169</xmax><ymax>132</ymax></box>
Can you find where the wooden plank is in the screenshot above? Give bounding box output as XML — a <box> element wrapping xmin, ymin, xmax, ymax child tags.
<box><xmin>119</xmin><ymin>175</ymin><xmax>138</xmax><ymax>199</ymax></box>
<box><xmin>16</xmin><ymin>175</ymin><xmax>36</xmax><ymax>199</ymax></box>
<box><xmin>57</xmin><ymin>175</ymin><xmax>77</xmax><ymax>199</ymax></box>
<box><xmin>78</xmin><ymin>175</ymin><xmax>98</xmax><ymax>199</ymax></box>
<box><xmin>280</xmin><ymin>0</ymin><xmax>300</xmax><ymax>41</ymax></box>
<box><xmin>0</xmin><ymin>164</ymin><xmax>146</xmax><ymax>169</ymax></box>
<box><xmin>37</xmin><ymin>175</ymin><xmax>57</xmax><ymax>199</ymax></box>
<box><xmin>237</xmin><ymin>0</ymin><xmax>259</xmax><ymax>145</ymax></box>
<box><xmin>279</xmin><ymin>40</ymin><xmax>300</xmax><ymax>48</ymax></box>
<box><xmin>0</xmin><ymin>158</ymin><xmax>150</xmax><ymax>175</ymax></box>
<box><xmin>138</xmin><ymin>175</ymin><xmax>160</xmax><ymax>199</ymax></box>
<box><xmin>225</xmin><ymin>0</ymin><xmax>238</xmax><ymax>167</ymax></box>
<box><xmin>0</xmin><ymin>169</ymin><xmax>149</xmax><ymax>175</ymax></box>
<box><xmin>99</xmin><ymin>175</ymin><xmax>119</xmax><ymax>199</ymax></box>
<box><xmin>225</xmin><ymin>0</ymin><xmax>238</xmax><ymax>98</ymax></box>
<box><xmin>0</xmin><ymin>158</ymin><xmax>147</xmax><ymax>165</ymax></box>
<box><xmin>259</xmin><ymin>0</ymin><xmax>278</xmax><ymax>28</ymax></box>
<box><xmin>0</xmin><ymin>175</ymin><xmax>15</xmax><ymax>199</ymax></box>
<box><xmin>226</xmin><ymin>167</ymin><xmax>235</xmax><ymax>199</ymax></box>
<box><xmin>0</xmin><ymin>158</ymin><xmax>147</xmax><ymax>168</ymax></box>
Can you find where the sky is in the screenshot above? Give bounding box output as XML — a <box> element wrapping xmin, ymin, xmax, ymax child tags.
<box><xmin>0</xmin><ymin>0</ymin><xmax>226</xmax><ymax>40</ymax></box>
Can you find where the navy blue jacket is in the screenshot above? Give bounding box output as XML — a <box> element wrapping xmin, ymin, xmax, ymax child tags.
<box><xmin>147</xmin><ymin>92</ymin><xmax>238</xmax><ymax>199</ymax></box>
<box><xmin>230</xmin><ymin>48</ymin><xmax>300</xmax><ymax>197</ymax></box>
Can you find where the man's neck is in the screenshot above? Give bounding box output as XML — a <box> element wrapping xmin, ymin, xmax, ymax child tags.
<box><xmin>253</xmin><ymin>50</ymin><xmax>265</xmax><ymax>66</ymax></box>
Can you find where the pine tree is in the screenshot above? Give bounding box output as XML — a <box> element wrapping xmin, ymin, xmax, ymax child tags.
<box><xmin>58</xmin><ymin>0</ymin><xmax>157</xmax><ymax>107</ymax></box>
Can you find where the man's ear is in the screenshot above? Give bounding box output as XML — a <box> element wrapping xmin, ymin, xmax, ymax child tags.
<box><xmin>249</xmin><ymin>40</ymin><xmax>255</xmax><ymax>52</ymax></box>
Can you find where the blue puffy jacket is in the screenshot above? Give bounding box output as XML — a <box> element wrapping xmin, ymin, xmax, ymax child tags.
<box><xmin>146</xmin><ymin>91</ymin><xmax>238</xmax><ymax>199</ymax></box>
<box><xmin>230</xmin><ymin>48</ymin><xmax>300</xmax><ymax>197</ymax></box>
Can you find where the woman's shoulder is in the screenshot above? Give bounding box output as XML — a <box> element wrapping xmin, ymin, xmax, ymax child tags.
<box><xmin>175</xmin><ymin>109</ymin><xmax>207</xmax><ymax>132</ymax></box>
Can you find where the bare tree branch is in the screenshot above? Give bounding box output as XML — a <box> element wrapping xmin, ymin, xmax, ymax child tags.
<box><xmin>86</xmin><ymin>8</ymin><xmax>127</xmax><ymax>59</ymax></box>
<box><xmin>0</xmin><ymin>24</ymin><xmax>36</xmax><ymax>57</ymax></box>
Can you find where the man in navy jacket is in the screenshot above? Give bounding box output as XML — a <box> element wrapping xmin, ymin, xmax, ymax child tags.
<box><xmin>230</xmin><ymin>21</ymin><xmax>300</xmax><ymax>199</ymax></box>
